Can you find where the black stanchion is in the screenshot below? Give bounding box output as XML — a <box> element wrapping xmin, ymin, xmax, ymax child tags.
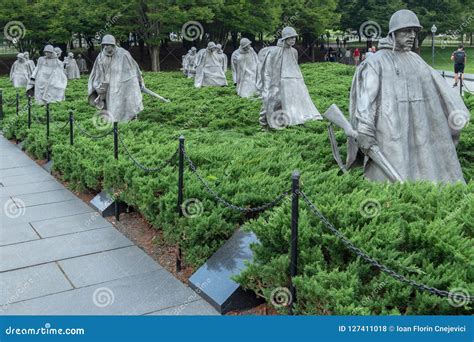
<box><xmin>0</xmin><ymin>89</ymin><xmax>3</xmax><ymax>121</ymax></box>
<box><xmin>289</xmin><ymin>171</ymin><xmax>300</xmax><ymax>315</ymax></box>
<box><xmin>442</xmin><ymin>71</ymin><xmax>445</xmax><ymax>79</ymax></box>
<box><xmin>176</xmin><ymin>135</ymin><xmax>185</xmax><ymax>272</ymax></box>
<box><xmin>69</xmin><ymin>111</ymin><xmax>74</xmax><ymax>146</ymax></box>
<box><xmin>46</xmin><ymin>103</ymin><xmax>50</xmax><ymax>161</ymax></box>
<box><xmin>27</xmin><ymin>95</ymin><xmax>31</xmax><ymax>129</ymax></box>
<box><xmin>113</xmin><ymin>122</ymin><xmax>119</xmax><ymax>222</ymax></box>
<box><xmin>460</xmin><ymin>77</ymin><xmax>463</xmax><ymax>96</ymax></box>
<box><xmin>16</xmin><ymin>91</ymin><xmax>19</xmax><ymax>116</ymax></box>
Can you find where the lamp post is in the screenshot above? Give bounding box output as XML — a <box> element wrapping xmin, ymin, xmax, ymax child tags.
<box><xmin>431</xmin><ymin>24</ymin><xmax>437</xmax><ymax>67</ymax></box>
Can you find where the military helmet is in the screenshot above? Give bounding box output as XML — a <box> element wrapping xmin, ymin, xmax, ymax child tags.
<box><xmin>191</xmin><ymin>47</ymin><xmax>197</xmax><ymax>52</ymax></box>
<box><xmin>207</xmin><ymin>42</ymin><xmax>216</xmax><ymax>49</ymax></box>
<box><xmin>240</xmin><ymin>38</ymin><xmax>252</xmax><ymax>48</ymax></box>
<box><xmin>101</xmin><ymin>34</ymin><xmax>116</xmax><ymax>46</ymax></box>
<box><xmin>17</xmin><ymin>53</ymin><xmax>24</xmax><ymax>59</ymax></box>
<box><xmin>43</xmin><ymin>45</ymin><xmax>55</xmax><ymax>53</ymax></box>
<box><xmin>388</xmin><ymin>9</ymin><xmax>422</xmax><ymax>34</ymax></box>
<box><xmin>281</xmin><ymin>26</ymin><xmax>298</xmax><ymax>40</ymax></box>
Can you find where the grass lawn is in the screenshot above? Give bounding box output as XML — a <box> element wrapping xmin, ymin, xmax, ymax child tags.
<box><xmin>420</xmin><ymin>46</ymin><xmax>474</xmax><ymax>74</ymax></box>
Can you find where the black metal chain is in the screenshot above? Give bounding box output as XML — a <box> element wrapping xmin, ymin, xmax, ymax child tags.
<box><xmin>182</xmin><ymin>146</ymin><xmax>289</xmax><ymax>213</ymax></box>
<box><xmin>52</xmin><ymin>120</ymin><xmax>69</xmax><ymax>130</ymax></box>
<box><xmin>74</xmin><ymin>119</ymin><xmax>114</xmax><ymax>140</ymax></box>
<box><xmin>299</xmin><ymin>190</ymin><xmax>473</xmax><ymax>302</ymax></box>
<box><xmin>118</xmin><ymin>135</ymin><xmax>179</xmax><ymax>172</ymax></box>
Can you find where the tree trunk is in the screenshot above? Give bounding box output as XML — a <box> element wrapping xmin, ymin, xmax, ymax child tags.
<box><xmin>150</xmin><ymin>45</ymin><xmax>160</xmax><ymax>72</ymax></box>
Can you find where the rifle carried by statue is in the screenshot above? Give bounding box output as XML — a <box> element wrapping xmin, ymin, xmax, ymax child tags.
<box><xmin>323</xmin><ymin>104</ymin><xmax>403</xmax><ymax>182</ymax></box>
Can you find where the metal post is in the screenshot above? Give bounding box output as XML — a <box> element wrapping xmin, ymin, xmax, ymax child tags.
<box><xmin>69</xmin><ymin>110</ymin><xmax>74</xmax><ymax>146</ymax></box>
<box><xmin>442</xmin><ymin>71</ymin><xmax>445</xmax><ymax>79</ymax></box>
<box><xmin>176</xmin><ymin>135</ymin><xmax>185</xmax><ymax>272</ymax></box>
<box><xmin>113</xmin><ymin>122</ymin><xmax>119</xmax><ymax>221</ymax></box>
<box><xmin>0</xmin><ymin>89</ymin><xmax>3</xmax><ymax>121</ymax></box>
<box><xmin>289</xmin><ymin>171</ymin><xmax>300</xmax><ymax>315</ymax></box>
<box><xmin>431</xmin><ymin>32</ymin><xmax>435</xmax><ymax>67</ymax></box>
<box><xmin>27</xmin><ymin>95</ymin><xmax>31</xmax><ymax>129</ymax></box>
<box><xmin>16</xmin><ymin>91</ymin><xmax>19</xmax><ymax>116</ymax></box>
<box><xmin>460</xmin><ymin>77</ymin><xmax>463</xmax><ymax>96</ymax></box>
<box><xmin>46</xmin><ymin>103</ymin><xmax>50</xmax><ymax>161</ymax></box>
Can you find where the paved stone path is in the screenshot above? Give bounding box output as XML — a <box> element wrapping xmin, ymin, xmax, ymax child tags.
<box><xmin>0</xmin><ymin>135</ymin><xmax>218</xmax><ymax>315</ymax></box>
<box><xmin>439</xmin><ymin>70</ymin><xmax>474</xmax><ymax>95</ymax></box>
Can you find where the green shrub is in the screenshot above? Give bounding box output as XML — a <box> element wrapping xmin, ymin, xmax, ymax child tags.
<box><xmin>1</xmin><ymin>63</ymin><xmax>472</xmax><ymax>315</ymax></box>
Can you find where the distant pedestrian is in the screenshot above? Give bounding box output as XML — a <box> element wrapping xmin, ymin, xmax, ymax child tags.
<box><xmin>343</xmin><ymin>37</ymin><xmax>347</xmax><ymax>48</ymax></box>
<box><xmin>336</xmin><ymin>37</ymin><xmax>340</xmax><ymax>47</ymax></box>
<box><xmin>451</xmin><ymin>44</ymin><xmax>466</xmax><ymax>87</ymax></box>
<box><xmin>353</xmin><ymin>48</ymin><xmax>360</xmax><ymax>65</ymax></box>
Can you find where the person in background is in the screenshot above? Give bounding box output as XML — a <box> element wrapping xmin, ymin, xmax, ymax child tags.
<box><xmin>451</xmin><ymin>44</ymin><xmax>466</xmax><ymax>87</ymax></box>
<box><xmin>353</xmin><ymin>47</ymin><xmax>360</xmax><ymax>65</ymax></box>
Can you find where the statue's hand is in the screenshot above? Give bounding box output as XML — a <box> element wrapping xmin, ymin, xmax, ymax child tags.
<box><xmin>356</xmin><ymin>133</ymin><xmax>377</xmax><ymax>154</ymax></box>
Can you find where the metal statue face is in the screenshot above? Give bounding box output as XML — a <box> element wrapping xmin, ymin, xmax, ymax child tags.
<box><xmin>44</xmin><ymin>51</ymin><xmax>54</xmax><ymax>59</ymax></box>
<box><xmin>242</xmin><ymin>45</ymin><xmax>251</xmax><ymax>52</ymax></box>
<box><xmin>285</xmin><ymin>37</ymin><xmax>296</xmax><ymax>47</ymax></box>
<box><xmin>394</xmin><ymin>27</ymin><xmax>417</xmax><ymax>51</ymax></box>
<box><xmin>103</xmin><ymin>44</ymin><xmax>116</xmax><ymax>56</ymax></box>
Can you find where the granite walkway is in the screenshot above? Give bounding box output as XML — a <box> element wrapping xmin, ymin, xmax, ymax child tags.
<box><xmin>0</xmin><ymin>135</ymin><xmax>218</xmax><ymax>315</ymax></box>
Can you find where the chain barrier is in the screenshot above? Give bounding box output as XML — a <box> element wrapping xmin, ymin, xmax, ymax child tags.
<box><xmin>74</xmin><ymin>119</ymin><xmax>114</xmax><ymax>140</ymax></box>
<box><xmin>119</xmin><ymin>135</ymin><xmax>179</xmax><ymax>173</ymax></box>
<box><xmin>52</xmin><ymin>120</ymin><xmax>69</xmax><ymax>130</ymax></box>
<box><xmin>299</xmin><ymin>190</ymin><xmax>473</xmax><ymax>303</ymax></box>
<box><xmin>182</xmin><ymin>146</ymin><xmax>289</xmax><ymax>213</ymax></box>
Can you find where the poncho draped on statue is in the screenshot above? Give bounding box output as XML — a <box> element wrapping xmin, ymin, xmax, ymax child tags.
<box><xmin>65</xmin><ymin>58</ymin><xmax>80</xmax><ymax>79</ymax></box>
<box><xmin>28</xmin><ymin>57</ymin><xmax>67</xmax><ymax>105</ymax></box>
<box><xmin>347</xmin><ymin>36</ymin><xmax>468</xmax><ymax>184</ymax></box>
<box><xmin>194</xmin><ymin>49</ymin><xmax>227</xmax><ymax>88</ymax></box>
<box><xmin>77</xmin><ymin>57</ymin><xmax>88</xmax><ymax>73</ymax></box>
<box><xmin>231</xmin><ymin>47</ymin><xmax>259</xmax><ymax>98</ymax></box>
<box><xmin>257</xmin><ymin>41</ymin><xmax>322</xmax><ymax>128</ymax></box>
<box><xmin>88</xmin><ymin>47</ymin><xmax>143</xmax><ymax>122</ymax></box>
<box><xmin>10</xmin><ymin>60</ymin><xmax>29</xmax><ymax>88</ymax></box>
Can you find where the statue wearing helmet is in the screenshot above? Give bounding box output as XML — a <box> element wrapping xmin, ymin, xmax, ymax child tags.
<box><xmin>346</xmin><ymin>10</ymin><xmax>468</xmax><ymax>183</ymax></box>
<box><xmin>231</xmin><ymin>38</ymin><xmax>259</xmax><ymax>98</ymax></box>
<box><xmin>256</xmin><ymin>26</ymin><xmax>322</xmax><ymax>129</ymax></box>
<box><xmin>183</xmin><ymin>47</ymin><xmax>198</xmax><ymax>78</ymax></box>
<box><xmin>194</xmin><ymin>41</ymin><xmax>228</xmax><ymax>88</ymax></box>
<box><xmin>88</xmin><ymin>34</ymin><xmax>144</xmax><ymax>122</ymax></box>
<box><xmin>26</xmin><ymin>44</ymin><xmax>67</xmax><ymax>105</ymax></box>
<box><xmin>64</xmin><ymin>52</ymin><xmax>80</xmax><ymax>80</ymax></box>
<box><xmin>10</xmin><ymin>53</ymin><xmax>29</xmax><ymax>89</ymax></box>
